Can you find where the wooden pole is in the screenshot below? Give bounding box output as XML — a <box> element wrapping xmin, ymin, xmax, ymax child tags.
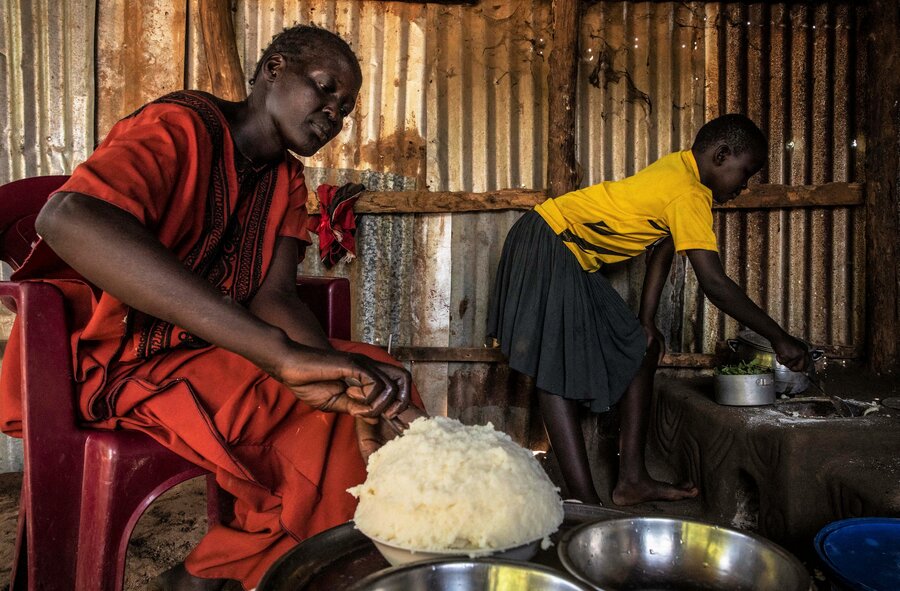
<box><xmin>864</xmin><ymin>0</ymin><xmax>899</xmax><ymax>373</ymax></box>
<box><xmin>198</xmin><ymin>0</ymin><xmax>247</xmax><ymax>101</ymax></box>
<box><xmin>546</xmin><ymin>0</ymin><xmax>581</xmax><ymax>198</ymax></box>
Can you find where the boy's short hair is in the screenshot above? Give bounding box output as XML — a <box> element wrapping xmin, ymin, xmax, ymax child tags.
<box><xmin>692</xmin><ymin>114</ymin><xmax>767</xmax><ymax>160</ymax></box>
<box><xmin>250</xmin><ymin>24</ymin><xmax>360</xmax><ymax>85</ymax></box>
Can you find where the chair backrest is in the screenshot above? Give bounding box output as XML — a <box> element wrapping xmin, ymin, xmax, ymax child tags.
<box><xmin>0</xmin><ymin>176</ymin><xmax>68</xmax><ymax>270</ymax></box>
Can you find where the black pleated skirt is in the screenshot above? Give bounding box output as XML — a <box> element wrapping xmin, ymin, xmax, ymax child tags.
<box><xmin>487</xmin><ymin>210</ymin><xmax>646</xmax><ymax>412</ymax></box>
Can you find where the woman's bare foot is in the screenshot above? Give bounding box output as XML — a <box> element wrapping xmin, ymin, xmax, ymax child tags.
<box><xmin>149</xmin><ymin>563</ymin><xmax>234</xmax><ymax>591</ymax></box>
<box><xmin>611</xmin><ymin>478</ymin><xmax>699</xmax><ymax>506</ymax></box>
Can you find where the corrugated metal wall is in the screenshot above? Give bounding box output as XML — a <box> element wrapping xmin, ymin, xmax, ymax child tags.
<box><xmin>0</xmin><ymin>0</ymin><xmax>868</xmax><ymax>449</ymax></box>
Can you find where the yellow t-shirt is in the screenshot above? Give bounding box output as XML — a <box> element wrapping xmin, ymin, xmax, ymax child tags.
<box><xmin>534</xmin><ymin>150</ymin><xmax>718</xmax><ymax>271</ymax></box>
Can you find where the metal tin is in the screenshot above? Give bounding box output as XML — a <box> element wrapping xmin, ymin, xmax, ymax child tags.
<box><xmin>714</xmin><ymin>372</ymin><xmax>776</xmax><ymax>406</ymax></box>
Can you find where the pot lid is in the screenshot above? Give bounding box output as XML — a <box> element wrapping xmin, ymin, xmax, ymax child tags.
<box><xmin>736</xmin><ymin>329</ymin><xmax>774</xmax><ymax>352</ymax></box>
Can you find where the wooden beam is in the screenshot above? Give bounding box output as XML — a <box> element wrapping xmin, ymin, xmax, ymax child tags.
<box><xmin>305</xmin><ymin>183</ymin><xmax>864</xmax><ymax>214</ymax></box>
<box><xmin>307</xmin><ymin>188</ymin><xmax>546</xmax><ymax>214</ymax></box>
<box><xmin>198</xmin><ymin>0</ymin><xmax>247</xmax><ymax>102</ymax></box>
<box><xmin>546</xmin><ymin>0</ymin><xmax>581</xmax><ymax>198</ymax></box>
<box><xmin>716</xmin><ymin>183</ymin><xmax>864</xmax><ymax>209</ymax></box>
<box><xmin>381</xmin><ymin>345</ymin><xmax>861</xmax><ymax>364</ymax></box>
<box><xmin>864</xmin><ymin>0</ymin><xmax>900</xmax><ymax>373</ymax></box>
<box><xmin>386</xmin><ymin>347</ymin><xmax>717</xmax><ymax>368</ymax></box>
<box><xmin>389</xmin><ymin>347</ymin><xmax>507</xmax><ymax>363</ymax></box>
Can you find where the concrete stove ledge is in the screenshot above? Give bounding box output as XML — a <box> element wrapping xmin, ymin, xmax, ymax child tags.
<box><xmin>650</xmin><ymin>377</ymin><xmax>900</xmax><ymax>559</ymax></box>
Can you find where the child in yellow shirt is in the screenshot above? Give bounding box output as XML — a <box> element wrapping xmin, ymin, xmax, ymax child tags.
<box><xmin>487</xmin><ymin>114</ymin><xmax>810</xmax><ymax>505</ymax></box>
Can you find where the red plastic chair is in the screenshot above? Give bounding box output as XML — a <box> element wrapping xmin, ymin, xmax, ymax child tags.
<box><xmin>0</xmin><ymin>176</ymin><xmax>350</xmax><ymax>590</ymax></box>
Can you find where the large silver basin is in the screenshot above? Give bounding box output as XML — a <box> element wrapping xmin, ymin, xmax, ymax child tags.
<box><xmin>347</xmin><ymin>558</ymin><xmax>595</xmax><ymax>591</ymax></box>
<box><xmin>559</xmin><ymin>517</ymin><xmax>810</xmax><ymax>591</ymax></box>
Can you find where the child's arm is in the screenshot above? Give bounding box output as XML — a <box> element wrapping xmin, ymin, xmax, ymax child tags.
<box><xmin>36</xmin><ymin>191</ymin><xmax>409</xmax><ymax>419</ymax></box>
<box><xmin>686</xmin><ymin>249</ymin><xmax>809</xmax><ymax>371</ymax></box>
<box><xmin>638</xmin><ymin>237</ymin><xmax>675</xmax><ymax>362</ymax></box>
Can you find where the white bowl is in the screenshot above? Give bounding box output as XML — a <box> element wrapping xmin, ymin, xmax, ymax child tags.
<box><xmin>367</xmin><ymin>534</ymin><xmax>544</xmax><ymax>566</ymax></box>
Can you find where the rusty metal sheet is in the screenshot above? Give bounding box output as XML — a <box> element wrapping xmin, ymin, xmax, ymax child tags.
<box><xmin>95</xmin><ymin>0</ymin><xmax>186</xmax><ymax>138</ymax></box>
<box><xmin>447</xmin><ymin>364</ymin><xmax>544</xmax><ymax>448</ymax></box>
<box><xmin>1</xmin><ymin>0</ymin><xmax>94</xmax><ymax>181</ymax></box>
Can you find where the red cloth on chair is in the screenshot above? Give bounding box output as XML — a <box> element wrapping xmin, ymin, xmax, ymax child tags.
<box><xmin>308</xmin><ymin>183</ymin><xmax>363</xmax><ymax>269</ymax></box>
<box><xmin>0</xmin><ymin>91</ymin><xmax>420</xmax><ymax>590</ymax></box>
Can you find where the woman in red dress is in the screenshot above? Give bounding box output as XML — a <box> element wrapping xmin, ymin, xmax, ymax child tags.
<box><xmin>0</xmin><ymin>25</ymin><xmax>422</xmax><ymax>590</ymax></box>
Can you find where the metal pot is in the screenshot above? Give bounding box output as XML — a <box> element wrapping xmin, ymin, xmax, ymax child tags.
<box><xmin>714</xmin><ymin>372</ymin><xmax>775</xmax><ymax>406</ymax></box>
<box><xmin>727</xmin><ymin>330</ymin><xmax>824</xmax><ymax>395</ymax></box>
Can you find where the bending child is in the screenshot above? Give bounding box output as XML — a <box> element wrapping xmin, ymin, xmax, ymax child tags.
<box><xmin>488</xmin><ymin>114</ymin><xmax>809</xmax><ymax>506</ymax></box>
<box><xmin>0</xmin><ymin>25</ymin><xmax>424</xmax><ymax>591</ymax></box>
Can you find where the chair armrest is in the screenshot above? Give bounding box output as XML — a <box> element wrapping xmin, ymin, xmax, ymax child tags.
<box><xmin>295</xmin><ymin>276</ymin><xmax>351</xmax><ymax>341</ymax></box>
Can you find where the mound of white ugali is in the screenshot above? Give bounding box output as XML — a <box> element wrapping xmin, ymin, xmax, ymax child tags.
<box><xmin>348</xmin><ymin>416</ymin><xmax>563</xmax><ymax>551</ymax></box>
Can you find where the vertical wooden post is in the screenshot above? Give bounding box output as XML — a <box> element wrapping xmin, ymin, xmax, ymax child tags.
<box><xmin>865</xmin><ymin>0</ymin><xmax>900</xmax><ymax>374</ymax></box>
<box><xmin>864</xmin><ymin>0</ymin><xmax>899</xmax><ymax>374</ymax></box>
<box><xmin>198</xmin><ymin>0</ymin><xmax>247</xmax><ymax>101</ymax></box>
<box><xmin>546</xmin><ymin>0</ymin><xmax>581</xmax><ymax>198</ymax></box>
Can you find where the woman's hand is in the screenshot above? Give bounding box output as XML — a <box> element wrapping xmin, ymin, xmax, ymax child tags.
<box><xmin>272</xmin><ymin>347</ymin><xmax>412</xmax><ymax>420</ymax></box>
<box><xmin>642</xmin><ymin>323</ymin><xmax>666</xmax><ymax>364</ymax></box>
<box><xmin>355</xmin><ymin>405</ymin><xmax>428</xmax><ymax>461</ymax></box>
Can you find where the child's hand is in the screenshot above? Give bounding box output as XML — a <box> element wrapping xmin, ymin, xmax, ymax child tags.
<box><xmin>273</xmin><ymin>348</ymin><xmax>412</xmax><ymax>419</ymax></box>
<box><xmin>772</xmin><ymin>334</ymin><xmax>810</xmax><ymax>372</ymax></box>
<box><xmin>642</xmin><ymin>323</ymin><xmax>666</xmax><ymax>364</ymax></box>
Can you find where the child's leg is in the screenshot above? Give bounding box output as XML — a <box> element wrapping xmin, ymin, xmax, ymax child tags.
<box><xmin>612</xmin><ymin>339</ymin><xmax>699</xmax><ymax>505</ymax></box>
<box><xmin>539</xmin><ymin>390</ymin><xmax>603</xmax><ymax>505</ymax></box>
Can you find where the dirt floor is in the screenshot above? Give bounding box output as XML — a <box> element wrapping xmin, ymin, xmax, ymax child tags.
<box><xmin>0</xmin><ymin>472</ymin><xmax>208</xmax><ymax>590</ymax></box>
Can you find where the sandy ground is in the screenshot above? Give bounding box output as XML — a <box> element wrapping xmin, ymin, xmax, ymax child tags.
<box><xmin>0</xmin><ymin>472</ymin><xmax>208</xmax><ymax>590</ymax></box>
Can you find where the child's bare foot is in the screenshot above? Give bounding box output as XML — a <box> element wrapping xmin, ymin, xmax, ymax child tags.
<box><xmin>611</xmin><ymin>478</ymin><xmax>699</xmax><ymax>506</ymax></box>
<box><xmin>149</xmin><ymin>563</ymin><xmax>234</xmax><ymax>591</ymax></box>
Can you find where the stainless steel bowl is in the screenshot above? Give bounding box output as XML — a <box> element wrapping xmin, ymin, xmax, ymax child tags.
<box><xmin>559</xmin><ymin>517</ymin><xmax>810</xmax><ymax>591</ymax></box>
<box><xmin>347</xmin><ymin>558</ymin><xmax>596</xmax><ymax>591</ymax></box>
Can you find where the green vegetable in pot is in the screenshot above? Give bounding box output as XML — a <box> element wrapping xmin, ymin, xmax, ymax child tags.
<box><xmin>715</xmin><ymin>361</ymin><xmax>773</xmax><ymax>376</ymax></box>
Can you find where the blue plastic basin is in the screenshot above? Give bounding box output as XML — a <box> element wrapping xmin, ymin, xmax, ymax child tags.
<box><xmin>815</xmin><ymin>518</ymin><xmax>900</xmax><ymax>591</ymax></box>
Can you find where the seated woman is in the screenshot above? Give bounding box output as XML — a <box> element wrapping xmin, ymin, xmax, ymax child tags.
<box><xmin>0</xmin><ymin>24</ymin><xmax>424</xmax><ymax>591</ymax></box>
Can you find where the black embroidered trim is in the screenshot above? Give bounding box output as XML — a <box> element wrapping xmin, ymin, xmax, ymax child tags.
<box><xmin>129</xmin><ymin>91</ymin><xmax>279</xmax><ymax>359</ymax></box>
